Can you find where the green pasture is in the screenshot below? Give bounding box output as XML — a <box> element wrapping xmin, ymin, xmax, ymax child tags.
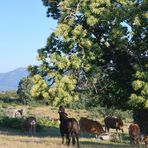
<box><xmin>0</xmin><ymin>105</ymin><xmax>145</xmax><ymax>148</ymax></box>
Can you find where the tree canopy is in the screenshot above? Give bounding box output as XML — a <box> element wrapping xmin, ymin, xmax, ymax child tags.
<box><xmin>28</xmin><ymin>0</ymin><xmax>148</xmax><ymax>109</ymax></box>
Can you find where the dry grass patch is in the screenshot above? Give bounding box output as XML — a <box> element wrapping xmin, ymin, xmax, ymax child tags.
<box><xmin>27</xmin><ymin>106</ymin><xmax>91</xmax><ymax>121</ymax></box>
<box><xmin>0</xmin><ymin>134</ymin><xmax>72</xmax><ymax>148</ymax></box>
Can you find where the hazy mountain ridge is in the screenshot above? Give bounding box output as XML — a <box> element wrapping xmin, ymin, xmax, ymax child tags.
<box><xmin>0</xmin><ymin>68</ymin><xmax>28</xmax><ymax>91</ymax></box>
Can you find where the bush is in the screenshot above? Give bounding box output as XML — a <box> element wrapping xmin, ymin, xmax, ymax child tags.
<box><xmin>88</xmin><ymin>106</ymin><xmax>133</xmax><ymax>123</ymax></box>
<box><xmin>0</xmin><ymin>116</ymin><xmax>23</xmax><ymax>129</ymax></box>
<box><xmin>37</xmin><ymin>117</ymin><xmax>59</xmax><ymax>128</ymax></box>
<box><xmin>1</xmin><ymin>104</ymin><xmax>10</xmax><ymax>108</ymax></box>
<box><xmin>0</xmin><ymin>116</ymin><xmax>58</xmax><ymax>131</ymax></box>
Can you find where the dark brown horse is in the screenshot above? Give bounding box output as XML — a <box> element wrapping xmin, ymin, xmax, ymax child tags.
<box><xmin>79</xmin><ymin>117</ymin><xmax>104</xmax><ymax>136</ymax></box>
<box><xmin>104</xmin><ymin>116</ymin><xmax>124</xmax><ymax>133</ymax></box>
<box><xmin>58</xmin><ymin>106</ymin><xmax>80</xmax><ymax>148</ymax></box>
<box><xmin>22</xmin><ymin>116</ymin><xmax>36</xmax><ymax>135</ymax></box>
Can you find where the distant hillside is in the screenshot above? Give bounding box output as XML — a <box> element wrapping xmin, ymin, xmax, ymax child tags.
<box><xmin>0</xmin><ymin>68</ymin><xmax>28</xmax><ymax>91</ymax></box>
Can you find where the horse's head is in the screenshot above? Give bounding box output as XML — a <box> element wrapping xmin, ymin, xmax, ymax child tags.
<box><xmin>58</xmin><ymin>106</ymin><xmax>68</xmax><ymax>120</ymax></box>
<box><xmin>58</xmin><ymin>106</ymin><xmax>65</xmax><ymax>113</ymax></box>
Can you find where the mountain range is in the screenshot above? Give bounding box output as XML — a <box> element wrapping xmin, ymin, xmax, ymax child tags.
<box><xmin>0</xmin><ymin>68</ymin><xmax>28</xmax><ymax>91</ymax></box>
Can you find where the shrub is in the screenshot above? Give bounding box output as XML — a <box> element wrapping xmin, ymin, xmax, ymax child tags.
<box><xmin>0</xmin><ymin>116</ymin><xmax>23</xmax><ymax>129</ymax></box>
<box><xmin>37</xmin><ymin>117</ymin><xmax>59</xmax><ymax>128</ymax></box>
<box><xmin>88</xmin><ymin>106</ymin><xmax>133</xmax><ymax>123</ymax></box>
<box><xmin>0</xmin><ymin>116</ymin><xmax>58</xmax><ymax>131</ymax></box>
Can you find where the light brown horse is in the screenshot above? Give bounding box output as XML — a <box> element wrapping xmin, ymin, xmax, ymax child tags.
<box><xmin>129</xmin><ymin>123</ymin><xmax>140</xmax><ymax>146</ymax></box>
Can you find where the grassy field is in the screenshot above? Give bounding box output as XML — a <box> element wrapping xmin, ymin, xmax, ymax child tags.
<box><xmin>0</xmin><ymin>105</ymin><xmax>146</xmax><ymax>148</ymax></box>
<box><xmin>0</xmin><ymin>128</ymin><xmax>145</xmax><ymax>148</ymax></box>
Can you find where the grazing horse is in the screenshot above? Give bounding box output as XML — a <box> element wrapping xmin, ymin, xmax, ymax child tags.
<box><xmin>79</xmin><ymin>117</ymin><xmax>104</xmax><ymax>137</ymax></box>
<box><xmin>22</xmin><ymin>116</ymin><xmax>36</xmax><ymax>135</ymax></box>
<box><xmin>58</xmin><ymin>106</ymin><xmax>80</xmax><ymax>148</ymax></box>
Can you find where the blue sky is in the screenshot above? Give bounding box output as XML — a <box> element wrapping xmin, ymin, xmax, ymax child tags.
<box><xmin>0</xmin><ymin>0</ymin><xmax>57</xmax><ymax>73</ymax></box>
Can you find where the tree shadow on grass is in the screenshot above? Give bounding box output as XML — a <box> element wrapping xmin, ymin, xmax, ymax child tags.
<box><xmin>0</xmin><ymin>126</ymin><xmax>130</xmax><ymax>139</ymax></box>
<box><xmin>0</xmin><ymin>126</ymin><xmax>60</xmax><ymax>138</ymax></box>
<box><xmin>36</xmin><ymin>126</ymin><xmax>61</xmax><ymax>137</ymax></box>
<box><xmin>79</xmin><ymin>131</ymin><xmax>97</xmax><ymax>138</ymax></box>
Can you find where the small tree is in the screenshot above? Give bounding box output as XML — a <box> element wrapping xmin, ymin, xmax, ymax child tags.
<box><xmin>17</xmin><ymin>77</ymin><xmax>33</xmax><ymax>104</ymax></box>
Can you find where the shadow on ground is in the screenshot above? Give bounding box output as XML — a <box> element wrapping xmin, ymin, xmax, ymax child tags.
<box><xmin>0</xmin><ymin>126</ymin><xmax>60</xmax><ymax>137</ymax></box>
<box><xmin>80</xmin><ymin>141</ymin><xmax>133</xmax><ymax>148</ymax></box>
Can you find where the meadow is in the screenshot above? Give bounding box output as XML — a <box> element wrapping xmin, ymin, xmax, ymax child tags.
<box><xmin>0</xmin><ymin>105</ymin><xmax>146</xmax><ymax>148</ymax></box>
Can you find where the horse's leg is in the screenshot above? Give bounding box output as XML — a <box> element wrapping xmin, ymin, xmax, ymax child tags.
<box><xmin>135</xmin><ymin>137</ymin><xmax>140</xmax><ymax>147</ymax></box>
<box><xmin>72</xmin><ymin>132</ymin><xmax>76</xmax><ymax>145</ymax></box>
<box><xmin>104</xmin><ymin>126</ymin><xmax>107</xmax><ymax>132</ymax></box>
<box><xmin>60</xmin><ymin>126</ymin><xmax>64</xmax><ymax>144</ymax></box>
<box><xmin>75</xmin><ymin>132</ymin><xmax>80</xmax><ymax>148</ymax></box>
<box><xmin>119</xmin><ymin>131</ymin><xmax>123</xmax><ymax>142</ymax></box>
<box><xmin>66</xmin><ymin>134</ymin><xmax>70</xmax><ymax>146</ymax></box>
<box><xmin>116</xmin><ymin>129</ymin><xmax>119</xmax><ymax>141</ymax></box>
<box><xmin>31</xmin><ymin>125</ymin><xmax>33</xmax><ymax>135</ymax></box>
<box><xmin>130</xmin><ymin>138</ymin><xmax>133</xmax><ymax>146</ymax></box>
<box><xmin>33</xmin><ymin>125</ymin><xmax>36</xmax><ymax>135</ymax></box>
<box><xmin>29</xmin><ymin>126</ymin><xmax>32</xmax><ymax>135</ymax></box>
<box><xmin>61</xmin><ymin>133</ymin><xmax>64</xmax><ymax>144</ymax></box>
<box><xmin>137</xmin><ymin>139</ymin><xmax>139</xmax><ymax>147</ymax></box>
<box><xmin>107</xmin><ymin>127</ymin><xmax>109</xmax><ymax>132</ymax></box>
<box><xmin>116</xmin><ymin>129</ymin><xmax>122</xmax><ymax>142</ymax></box>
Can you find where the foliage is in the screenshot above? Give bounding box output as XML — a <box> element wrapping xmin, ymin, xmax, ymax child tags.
<box><xmin>0</xmin><ymin>116</ymin><xmax>58</xmax><ymax>131</ymax></box>
<box><xmin>29</xmin><ymin>0</ymin><xmax>148</xmax><ymax>109</ymax></box>
<box><xmin>0</xmin><ymin>91</ymin><xmax>17</xmax><ymax>98</ymax></box>
<box><xmin>87</xmin><ymin>106</ymin><xmax>133</xmax><ymax>123</ymax></box>
<box><xmin>0</xmin><ymin>108</ymin><xmax>5</xmax><ymax>117</ymax></box>
<box><xmin>0</xmin><ymin>91</ymin><xmax>19</xmax><ymax>105</ymax></box>
<box><xmin>17</xmin><ymin>77</ymin><xmax>34</xmax><ymax>105</ymax></box>
<box><xmin>128</xmin><ymin>67</ymin><xmax>148</xmax><ymax>109</ymax></box>
<box><xmin>37</xmin><ymin>117</ymin><xmax>59</xmax><ymax>128</ymax></box>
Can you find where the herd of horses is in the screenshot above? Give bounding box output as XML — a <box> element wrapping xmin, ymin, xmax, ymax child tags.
<box><xmin>58</xmin><ymin>106</ymin><xmax>148</xmax><ymax>148</ymax></box>
<box><xmin>15</xmin><ymin>106</ymin><xmax>148</xmax><ymax>147</ymax></box>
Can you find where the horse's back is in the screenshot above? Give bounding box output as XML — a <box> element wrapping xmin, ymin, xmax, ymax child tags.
<box><xmin>67</xmin><ymin>118</ymin><xmax>79</xmax><ymax>133</ymax></box>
